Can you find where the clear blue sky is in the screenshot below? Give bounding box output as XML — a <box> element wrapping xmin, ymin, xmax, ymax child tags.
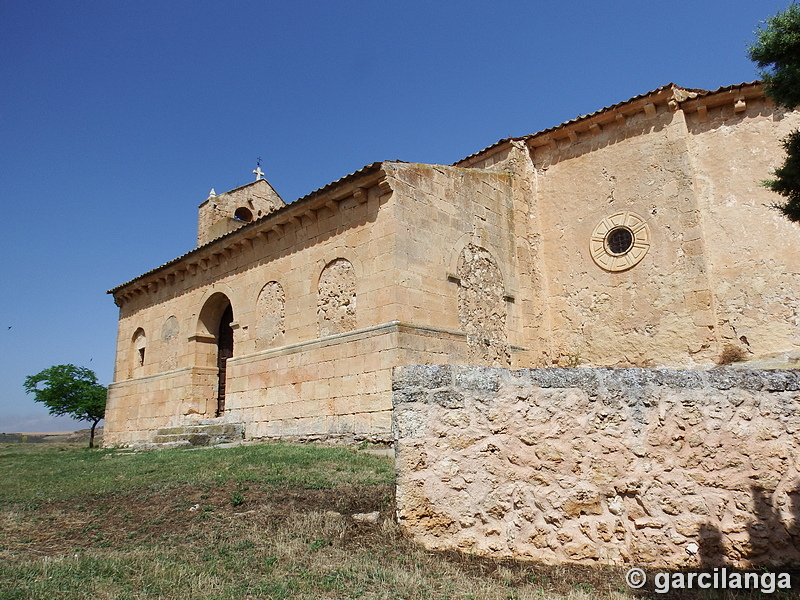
<box><xmin>0</xmin><ymin>1</ymin><xmax>790</xmax><ymax>432</ymax></box>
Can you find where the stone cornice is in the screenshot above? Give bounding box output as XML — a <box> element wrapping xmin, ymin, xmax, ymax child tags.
<box><xmin>454</xmin><ymin>82</ymin><xmax>770</xmax><ymax>167</ymax></box>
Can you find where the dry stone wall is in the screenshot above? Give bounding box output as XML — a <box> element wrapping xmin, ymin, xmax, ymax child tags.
<box><xmin>393</xmin><ymin>365</ymin><xmax>800</xmax><ymax>568</ymax></box>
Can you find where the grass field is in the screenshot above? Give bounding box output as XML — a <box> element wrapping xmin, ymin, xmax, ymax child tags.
<box><xmin>0</xmin><ymin>443</ymin><xmax>791</xmax><ymax>599</ymax></box>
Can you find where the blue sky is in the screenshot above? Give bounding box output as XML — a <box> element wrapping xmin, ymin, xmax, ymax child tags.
<box><xmin>0</xmin><ymin>0</ymin><xmax>790</xmax><ymax>432</ymax></box>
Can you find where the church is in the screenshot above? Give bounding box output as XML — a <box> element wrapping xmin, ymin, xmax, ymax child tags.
<box><xmin>105</xmin><ymin>81</ymin><xmax>800</xmax><ymax>446</ymax></box>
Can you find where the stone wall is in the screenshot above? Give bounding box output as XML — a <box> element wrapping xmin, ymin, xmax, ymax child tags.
<box><xmin>393</xmin><ymin>364</ymin><xmax>800</xmax><ymax>568</ymax></box>
<box><xmin>457</xmin><ymin>87</ymin><xmax>800</xmax><ymax>368</ymax></box>
<box><xmin>106</xmin><ymin>177</ymin><xmax>398</xmax><ymax>445</ymax></box>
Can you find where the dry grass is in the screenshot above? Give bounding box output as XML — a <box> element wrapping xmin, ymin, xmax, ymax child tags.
<box><xmin>717</xmin><ymin>345</ymin><xmax>748</xmax><ymax>365</ymax></box>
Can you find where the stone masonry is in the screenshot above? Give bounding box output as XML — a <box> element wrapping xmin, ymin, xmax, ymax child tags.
<box><xmin>394</xmin><ymin>364</ymin><xmax>800</xmax><ymax>568</ymax></box>
<box><xmin>105</xmin><ymin>82</ymin><xmax>800</xmax><ymax>447</ymax></box>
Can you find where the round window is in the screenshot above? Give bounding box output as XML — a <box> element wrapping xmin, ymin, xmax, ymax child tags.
<box><xmin>590</xmin><ymin>212</ymin><xmax>650</xmax><ymax>271</ymax></box>
<box><xmin>605</xmin><ymin>226</ymin><xmax>634</xmax><ymax>255</ymax></box>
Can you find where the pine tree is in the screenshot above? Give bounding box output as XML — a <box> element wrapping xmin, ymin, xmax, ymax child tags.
<box><xmin>748</xmin><ymin>4</ymin><xmax>800</xmax><ymax>221</ymax></box>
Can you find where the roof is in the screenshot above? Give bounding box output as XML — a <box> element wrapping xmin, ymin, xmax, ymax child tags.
<box><xmin>453</xmin><ymin>81</ymin><xmax>764</xmax><ymax>166</ymax></box>
<box><xmin>109</xmin><ymin>81</ymin><xmax>768</xmax><ymax>298</ymax></box>
<box><xmin>108</xmin><ymin>161</ymin><xmax>393</xmax><ymax>295</ymax></box>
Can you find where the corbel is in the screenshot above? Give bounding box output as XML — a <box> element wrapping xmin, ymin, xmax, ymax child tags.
<box><xmin>615</xmin><ymin>113</ymin><xmax>626</xmax><ymax>128</ymax></box>
<box><xmin>304</xmin><ymin>209</ymin><xmax>317</xmax><ymax>221</ymax></box>
<box><xmin>696</xmin><ymin>104</ymin><xmax>708</xmax><ymax>122</ymax></box>
<box><xmin>734</xmin><ymin>97</ymin><xmax>746</xmax><ymax>113</ymax></box>
<box><xmin>289</xmin><ymin>215</ymin><xmax>302</xmax><ymax>227</ymax></box>
<box><xmin>644</xmin><ymin>103</ymin><xmax>657</xmax><ymax>118</ymax></box>
<box><xmin>589</xmin><ymin>123</ymin><xmax>601</xmax><ymax>136</ymax></box>
<box><xmin>271</xmin><ymin>224</ymin><xmax>284</xmax><ymax>235</ymax></box>
<box><xmin>568</xmin><ymin>130</ymin><xmax>578</xmax><ymax>144</ymax></box>
<box><xmin>352</xmin><ymin>187</ymin><xmax>368</xmax><ymax>203</ymax></box>
<box><xmin>378</xmin><ymin>178</ymin><xmax>392</xmax><ymax>195</ymax></box>
<box><xmin>325</xmin><ymin>200</ymin><xmax>339</xmax><ymax>212</ymax></box>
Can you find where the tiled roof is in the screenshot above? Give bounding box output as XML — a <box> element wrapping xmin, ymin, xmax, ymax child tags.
<box><xmin>109</xmin><ymin>81</ymin><xmax>767</xmax><ymax>296</ymax></box>
<box><xmin>453</xmin><ymin>81</ymin><xmax>763</xmax><ymax>165</ymax></box>
<box><xmin>108</xmin><ymin>161</ymin><xmax>394</xmax><ymax>294</ymax></box>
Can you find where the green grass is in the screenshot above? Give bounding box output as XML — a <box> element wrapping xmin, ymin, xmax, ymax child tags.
<box><xmin>0</xmin><ymin>442</ymin><xmax>393</xmax><ymax>505</ymax></box>
<box><xmin>5</xmin><ymin>442</ymin><xmax>785</xmax><ymax>600</ymax></box>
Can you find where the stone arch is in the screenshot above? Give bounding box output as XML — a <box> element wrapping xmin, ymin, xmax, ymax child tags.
<box><xmin>317</xmin><ymin>258</ymin><xmax>356</xmax><ymax>337</ymax></box>
<box><xmin>447</xmin><ymin>233</ymin><xmax>509</xmax><ymax>286</ymax></box>
<box><xmin>234</xmin><ymin>206</ymin><xmax>253</xmax><ymax>222</ymax></box>
<box><xmin>255</xmin><ymin>281</ymin><xmax>285</xmax><ymax>350</ymax></box>
<box><xmin>456</xmin><ymin>243</ymin><xmax>510</xmax><ymax>366</ymax></box>
<box><xmin>308</xmin><ymin>248</ymin><xmax>364</xmax><ymax>296</ymax></box>
<box><xmin>131</xmin><ymin>327</ymin><xmax>147</xmax><ymax>378</ymax></box>
<box><xmin>195</xmin><ymin>292</ymin><xmax>233</xmax><ymax>342</ymax></box>
<box><xmin>195</xmin><ymin>292</ymin><xmax>234</xmax><ymax>416</ymax></box>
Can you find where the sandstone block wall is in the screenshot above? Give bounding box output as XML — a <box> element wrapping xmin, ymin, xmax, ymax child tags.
<box><xmin>393</xmin><ymin>364</ymin><xmax>800</xmax><ymax>568</ymax></box>
<box><xmin>686</xmin><ymin>102</ymin><xmax>800</xmax><ymax>356</ymax></box>
<box><xmin>384</xmin><ymin>163</ymin><xmax>527</xmax><ymax>361</ymax></box>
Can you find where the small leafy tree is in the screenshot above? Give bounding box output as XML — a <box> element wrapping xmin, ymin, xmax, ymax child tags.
<box><xmin>748</xmin><ymin>4</ymin><xmax>800</xmax><ymax>221</ymax></box>
<box><xmin>24</xmin><ymin>365</ymin><xmax>107</xmax><ymax>448</ymax></box>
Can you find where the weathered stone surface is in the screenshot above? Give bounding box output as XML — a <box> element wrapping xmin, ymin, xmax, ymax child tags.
<box><xmin>394</xmin><ymin>365</ymin><xmax>800</xmax><ymax>568</ymax></box>
<box><xmin>457</xmin><ymin>244</ymin><xmax>510</xmax><ymax>366</ymax></box>
<box><xmin>255</xmin><ymin>281</ymin><xmax>285</xmax><ymax>350</ymax></box>
<box><xmin>317</xmin><ymin>258</ymin><xmax>356</xmax><ymax>337</ymax></box>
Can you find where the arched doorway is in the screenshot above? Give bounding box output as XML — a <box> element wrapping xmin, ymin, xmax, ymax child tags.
<box><xmin>216</xmin><ymin>304</ymin><xmax>234</xmax><ymax>416</ymax></box>
<box><xmin>196</xmin><ymin>293</ymin><xmax>234</xmax><ymax>417</ymax></box>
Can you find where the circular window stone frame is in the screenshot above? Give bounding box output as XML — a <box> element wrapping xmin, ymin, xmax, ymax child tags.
<box><xmin>590</xmin><ymin>211</ymin><xmax>650</xmax><ymax>272</ymax></box>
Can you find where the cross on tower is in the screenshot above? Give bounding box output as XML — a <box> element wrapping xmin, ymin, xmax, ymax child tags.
<box><xmin>253</xmin><ymin>166</ymin><xmax>264</xmax><ymax>181</ymax></box>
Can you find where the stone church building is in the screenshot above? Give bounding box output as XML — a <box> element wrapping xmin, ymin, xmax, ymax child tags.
<box><xmin>105</xmin><ymin>82</ymin><xmax>800</xmax><ymax>446</ymax></box>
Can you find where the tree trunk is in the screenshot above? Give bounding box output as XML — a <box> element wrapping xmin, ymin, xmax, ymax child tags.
<box><xmin>89</xmin><ymin>419</ymin><xmax>100</xmax><ymax>448</ymax></box>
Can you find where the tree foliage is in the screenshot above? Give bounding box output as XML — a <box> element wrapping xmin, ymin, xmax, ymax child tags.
<box><xmin>749</xmin><ymin>4</ymin><xmax>800</xmax><ymax>110</ymax></box>
<box><xmin>748</xmin><ymin>4</ymin><xmax>800</xmax><ymax>221</ymax></box>
<box><xmin>765</xmin><ymin>130</ymin><xmax>800</xmax><ymax>221</ymax></box>
<box><xmin>24</xmin><ymin>364</ymin><xmax>107</xmax><ymax>448</ymax></box>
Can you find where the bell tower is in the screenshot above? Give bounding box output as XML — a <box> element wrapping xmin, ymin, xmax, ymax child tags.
<box><xmin>197</xmin><ymin>167</ymin><xmax>285</xmax><ymax>246</ymax></box>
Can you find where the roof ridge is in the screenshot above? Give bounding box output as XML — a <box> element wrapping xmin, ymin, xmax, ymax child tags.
<box><xmin>453</xmin><ymin>81</ymin><xmax>764</xmax><ymax>166</ymax></box>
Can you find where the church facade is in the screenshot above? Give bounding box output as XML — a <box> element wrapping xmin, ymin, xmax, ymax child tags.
<box><xmin>105</xmin><ymin>82</ymin><xmax>800</xmax><ymax>446</ymax></box>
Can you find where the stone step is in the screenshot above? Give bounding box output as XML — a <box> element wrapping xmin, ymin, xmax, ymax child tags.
<box><xmin>152</xmin><ymin>423</ymin><xmax>244</xmax><ymax>447</ymax></box>
<box><xmin>153</xmin><ymin>433</ymin><xmax>211</xmax><ymax>446</ymax></box>
<box><xmin>152</xmin><ymin>439</ymin><xmax>192</xmax><ymax>450</ymax></box>
<box><xmin>156</xmin><ymin>424</ymin><xmax>241</xmax><ymax>437</ymax></box>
